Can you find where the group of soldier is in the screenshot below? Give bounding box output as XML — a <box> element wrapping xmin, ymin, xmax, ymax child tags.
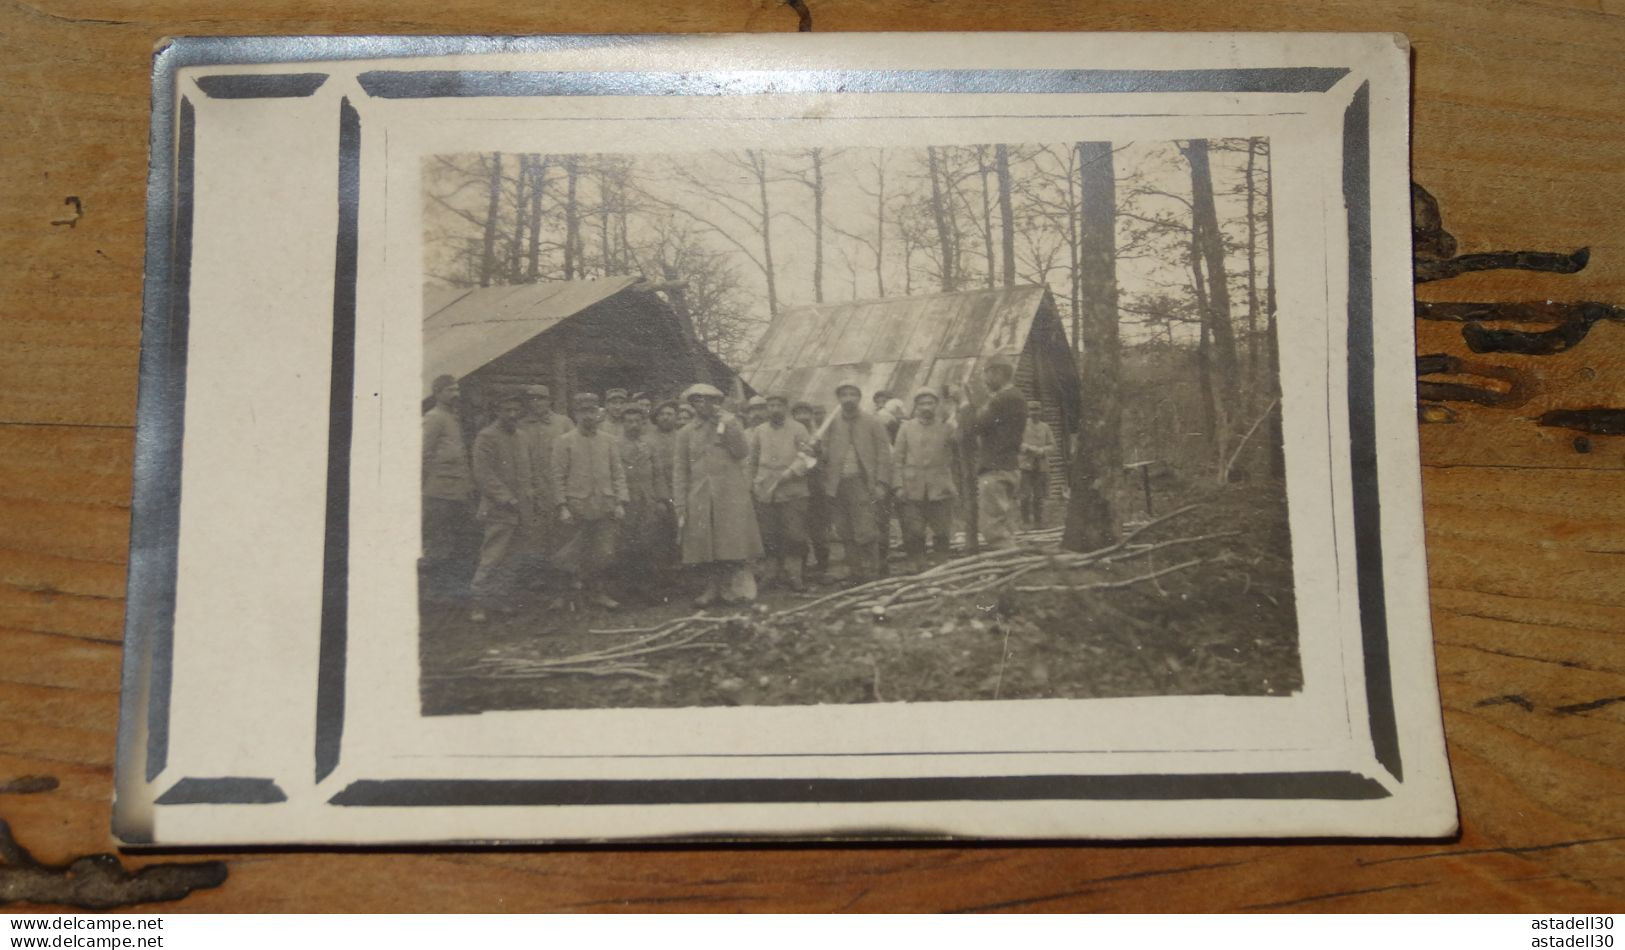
<box><xmin>421</xmin><ymin>360</ymin><xmax>1058</xmax><ymax>621</ymax></box>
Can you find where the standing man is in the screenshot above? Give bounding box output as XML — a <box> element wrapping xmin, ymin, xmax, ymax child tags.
<box><xmin>646</xmin><ymin>400</ymin><xmax>683</xmax><ymax>586</ymax></box>
<box><xmin>873</xmin><ymin>396</ymin><xmax>906</xmax><ymax>573</ymax></box>
<box><xmin>602</xmin><ymin>388</ymin><xmax>630</xmax><ymax>440</ymax></box>
<box><xmin>422</xmin><ymin>375</ymin><xmax>474</xmax><ymax>605</ymax></box>
<box><xmin>552</xmin><ymin>393</ymin><xmax>627</xmax><ymax>609</ymax></box>
<box><xmin>748</xmin><ymin>394</ymin><xmax>812</xmax><ymax>591</ymax></box>
<box><xmin>1019</xmin><ymin>399</ymin><xmax>1056</xmax><ymax>528</ymax></box>
<box><xmin>893</xmin><ymin>387</ymin><xmax>958</xmax><ymax>573</ymax></box>
<box><xmin>614</xmin><ymin>404</ymin><xmax>657</xmax><ymax>601</ymax></box>
<box><xmin>469</xmin><ymin>389</ymin><xmax>536</xmax><ymax>622</ymax></box>
<box><xmin>791</xmin><ymin>401</ymin><xmax>831</xmax><ymax>577</ymax></box>
<box><xmin>674</xmin><ymin>383</ymin><xmax>764</xmax><ymax>606</ymax></box>
<box><xmin>517</xmin><ymin>384</ymin><xmax>573</xmax><ymax>579</ymax></box>
<box><xmin>821</xmin><ymin>383</ymin><xmax>894</xmax><ymax>585</ymax></box>
<box><xmin>965</xmin><ymin>361</ymin><xmax>1026</xmax><ymax>548</ymax></box>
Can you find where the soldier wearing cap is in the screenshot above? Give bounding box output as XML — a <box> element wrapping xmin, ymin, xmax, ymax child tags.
<box><xmin>674</xmin><ymin>383</ymin><xmax>764</xmax><ymax>606</ymax></box>
<box><xmin>963</xmin><ymin>359</ymin><xmax>1027</xmax><ymax>548</ymax></box>
<box><xmin>747</xmin><ymin>393</ymin><xmax>813</xmax><ymax>591</ymax></box>
<box><xmin>517</xmin><ymin>384</ymin><xmax>574</xmax><ymax>570</ymax></box>
<box><xmin>422</xmin><ymin>374</ymin><xmax>475</xmax><ymax>604</ymax></box>
<box><xmin>602</xmin><ymin>388</ymin><xmax>630</xmax><ymax>440</ymax></box>
<box><xmin>820</xmin><ymin>382</ymin><xmax>894</xmax><ymax>584</ymax></box>
<box><xmin>551</xmin><ymin>392</ymin><xmax>628</xmax><ymax>609</ymax></box>
<box><xmin>894</xmin><ymin>386</ymin><xmax>959</xmax><ymax>572</ymax></box>
<box><xmin>469</xmin><ymin>388</ymin><xmax>538</xmax><ymax>622</ymax></box>
<box><xmin>1019</xmin><ymin>399</ymin><xmax>1056</xmax><ymax>527</ymax></box>
<box><xmin>791</xmin><ymin>400</ymin><xmax>831</xmax><ymax>575</ymax></box>
<box><xmin>613</xmin><ymin>403</ymin><xmax>659</xmax><ymax>601</ymax></box>
<box><xmin>744</xmin><ymin>394</ymin><xmax>769</xmax><ymax>430</ymax></box>
<box><xmin>646</xmin><ymin>400</ymin><xmax>684</xmax><ymax>581</ymax></box>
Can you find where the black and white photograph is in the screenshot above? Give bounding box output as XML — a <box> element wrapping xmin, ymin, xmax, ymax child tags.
<box><xmin>416</xmin><ymin>138</ymin><xmax>1302</xmax><ymax>715</ymax></box>
<box><xmin>113</xmin><ymin>33</ymin><xmax>1454</xmax><ymax>845</ymax></box>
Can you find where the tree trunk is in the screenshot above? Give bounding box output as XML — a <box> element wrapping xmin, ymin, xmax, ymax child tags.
<box><xmin>812</xmin><ymin>149</ymin><xmax>825</xmax><ymax>303</ymax></box>
<box><xmin>563</xmin><ymin>156</ymin><xmax>580</xmax><ymax>280</ymax></box>
<box><xmin>1243</xmin><ymin>138</ymin><xmax>1262</xmax><ymax>415</ymax></box>
<box><xmin>1183</xmin><ymin>139</ymin><xmax>1241</xmax><ymax>411</ymax></box>
<box><xmin>598</xmin><ymin>161</ymin><xmax>614</xmax><ymax>277</ymax></box>
<box><xmin>479</xmin><ymin>152</ymin><xmax>502</xmax><ymax>287</ymax></box>
<box><xmin>996</xmin><ymin>143</ymin><xmax>1016</xmax><ymax>287</ymax></box>
<box><xmin>874</xmin><ymin>151</ymin><xmax>887</xmax><ymax>297</ymax></box>
<box><xmin>526</xmin><ymin>156</ymin><xmax>546</xmax><ymax>281</ymax></box>
<box><xmin>1190</xmin><ymin>224</ymin><xmax>1218</xmax><ymax>453</ymax></box>
<box><xmin>978</xmin><ymin>146</ymin><xmax>996</xmax><ymax>288</ymax></box>
<box><xmin>926</xmin><ymin>145</ymin><xmax>956</xmax><ymax>292</ymax></box>
<box><xmin>1263</xmin><ymin>145</ymin><xmax>1284</xmax><ymax>479</ymax></box>
<box><xmin>507</xmin><ymin>154</ymin><xmax>528</xmax><ymax>283</ymax></box>
<box><xmin>1062</xmin><ymin>141</ymin><xmax>1123</xmax><ymax>552</ymax></box>
<box><xmin>750</xmin><ymin>149</ymin><xmax>780</xmax><ymax>318</ymax></box>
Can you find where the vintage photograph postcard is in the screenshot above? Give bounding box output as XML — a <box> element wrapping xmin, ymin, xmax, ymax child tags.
<box><xmin>114</xmin><ymin>32</ymin><xmax>1455</xmax><ymax>845</ymax></box>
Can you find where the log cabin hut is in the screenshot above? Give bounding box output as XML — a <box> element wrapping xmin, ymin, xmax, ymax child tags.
<box><xmin>741</xmin><ymin>284</ymin><xmax>1080</xmax><ymax>496</ymax></box>
<box><xmin>422</xmin><ymin>276</ymin><xmax>748</xmax><ymax>422</ymax></box>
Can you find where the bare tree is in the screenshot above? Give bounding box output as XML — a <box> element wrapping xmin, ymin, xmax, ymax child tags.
<box><xmin>1062</xmin><ymin>141</ymin><xmax>1124</xmax><ymax>551</ymax></box>
<box><xmin>996</xmin><ymin>143</ymin><xmax>1017</xmax><ymax>286</ymax></box>
<box><xmin>480</xmin><ymin>152</ymin><xmax>503</xmax><ymax>286</ymax></box>
<box><xmin>1179</xmin><ymin>139</ymin><xmax>1242</xmax><ymax>413</ymax></box>
<box><xmin>925</xmin><ymin>145</ymin><xmax>957</xmax><ymax>292</ymax></box>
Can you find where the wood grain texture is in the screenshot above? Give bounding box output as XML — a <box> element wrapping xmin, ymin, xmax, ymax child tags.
<box><xmin>2</xmin><ymin>0</ymin><xmax>1622</xmax><ymax>912</ymax></box>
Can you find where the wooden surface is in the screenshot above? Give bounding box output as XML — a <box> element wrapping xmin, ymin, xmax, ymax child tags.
<box><xmin>2</xmin><ymin>0</ymin><xmax>1622</xmax><ymax>913</ymax></box>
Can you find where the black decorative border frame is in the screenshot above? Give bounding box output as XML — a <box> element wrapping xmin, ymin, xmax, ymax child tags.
<box><xmin>119</xmin><ymin>37</ymin><xmax>1397</xmax><ymax>825</ymax></box>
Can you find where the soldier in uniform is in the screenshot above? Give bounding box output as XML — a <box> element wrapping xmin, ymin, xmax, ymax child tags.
<box><xmin>1019</xmin><ymin>399</ymin><xmax>1056</xmax><ymax>527</ymax></box>
<box><xmin>614</xmin><ymin>404</ymin><xmax>658</xmax><ymax>602</ymax></box>
<box><xmin>469</xmin><ymin>390</ymin><xmax>537</xmax><ymax>622</ymax></box>
<box><xmin>893</xmin><ymin>387</ymin><xmax>959</xmax><ymax>573</ymax></box>
<box><xmin>674</xmin><ymin>383</ymin><xmax>763</xmax><ymax>606</ymax></box>
<box><xmin>552</xmin><ymin>393</ymin><xmax>628</xmax><ymax>609</ymax></box>
<box><xmin>422</xmin><ymin>375</ymin><xmax>474</xmax><ymax>605</ymax></box>
<box><xmin>517</xmin><ymin>383</ymin><xmax>573</xmax><ymax>586</ymax></box>
<box><xmin>747</xmin><ymin>394</ymin><xmax>813</xmax><ymax>591</ymax></box>
<box><xmin>964</xmin><ymin>361</ymin><xmax>1027</xmax><ymax>548</ymax></box>
<box><xmin>819</xmin><ymin>383</ymin><xmax>894</xmax><ymax>585</ymax></box>
<box><xmin>647</xmin><ymin>400</ymin><xmax>683</xmax><ymax>586</ymax></box>
<box><xmin>791</xmin><ymin>401</ymin><xmax>831</xmax><ymax>577</ymax></box>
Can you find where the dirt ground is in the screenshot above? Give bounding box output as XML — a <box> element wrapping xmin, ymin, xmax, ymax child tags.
<box><xmin>419</xmin><ymin>482</ymin><xmax>1302</xmax><ymax>715</ymax></box>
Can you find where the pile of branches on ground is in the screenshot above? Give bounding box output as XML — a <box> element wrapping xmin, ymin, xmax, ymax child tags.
<box><xmin>780</xmin><ymin>505</ymin><xmax>1232</xmax><ymax>622</ymax></box>
<box><xmin>437</xmin><ymin>505</ymin><xmax>1232</xmax><ymax>683</ymax></box>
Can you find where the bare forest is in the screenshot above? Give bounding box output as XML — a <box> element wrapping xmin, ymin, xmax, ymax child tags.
<box><xmin>424</xmin><ymin>140</ymin><xmax>1280</xmax><ymax>507</ymax></box>
<box><xmin>421</xmin><ymin>138</ymin><xmax>1298</xmax><ymax>712</ymax></box>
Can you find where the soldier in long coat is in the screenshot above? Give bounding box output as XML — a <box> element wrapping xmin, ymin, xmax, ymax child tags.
<box><xmin>820</xmin><ymin>382</ymin><xmax>895</xmax><ymax>584</ymax></box>
<box><xmin>516</xmin><ymin>383</ymin><xmax>573</xmax><ymax>585</ymax></box>
<box><xmin>469</xmin><ymin>390</ymin><xmax>537</xmax><ymax>622</ymax></box>
<box><xmin>674</xmin><ymin>383</ymin><xmax>764</xmax><ymax>606</ymax></box>
<box><xmin>893</xmin><ymin>386</ymin><xmax>959</xmax><ymax>572</ymax></box>
<box><xmin>422</xmin><ymin>375</ymin><xmax>474</xmax><ymax>604</ymax></box>
<box><xmin>747</xmin><ymin>393</ymin><xmax>813</xmax><ymax>591</ymax></box>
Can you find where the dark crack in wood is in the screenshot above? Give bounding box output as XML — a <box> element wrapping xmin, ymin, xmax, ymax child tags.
<box><xmin>1411</xmin><ymin>183</ymin><xmax>1589</xmax><ymax>283</ymax></box>
<box><xmin>784</xmin><ymin>0</ymin><xmax>812</xmax><ymax>31</ymax></box>
<box><xmin>0</xmin><ymin>819</ymin><xmax>226</xmax><ymax>910</ymax></box>
<box><xmin>1475</xmin><ymin>694</ymin><xmax>1536</xmax><ymax>712</ymax></box>
<box><xmin>1418</xmin><ymin>301</ymin><xmax>1624</xmax><ymax>356</ymax></box>
<box><xmin>1416</xmin><ymin>353</ymin><xmax>1533</xmax><ymax>408</ymax></box>
<box><xmin>0</xmin><ymin>777</ymin><xmax>59</xmax><ymax>795</ymax></box>
<box><xmin>1537</xmin><ymin>408</ymin><xmax>1625</xmax><ymax>437</ymax></box>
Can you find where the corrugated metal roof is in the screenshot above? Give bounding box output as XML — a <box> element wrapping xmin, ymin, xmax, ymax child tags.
<box><xmin>741</xmin><ymin>285</ymin><xmax>1053</xmax><ymax>405</ymax></box>
<box><xmin>422</xmin><ymin>276</ymin><xmax>642</xmax><ymax>398</ymax></box>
